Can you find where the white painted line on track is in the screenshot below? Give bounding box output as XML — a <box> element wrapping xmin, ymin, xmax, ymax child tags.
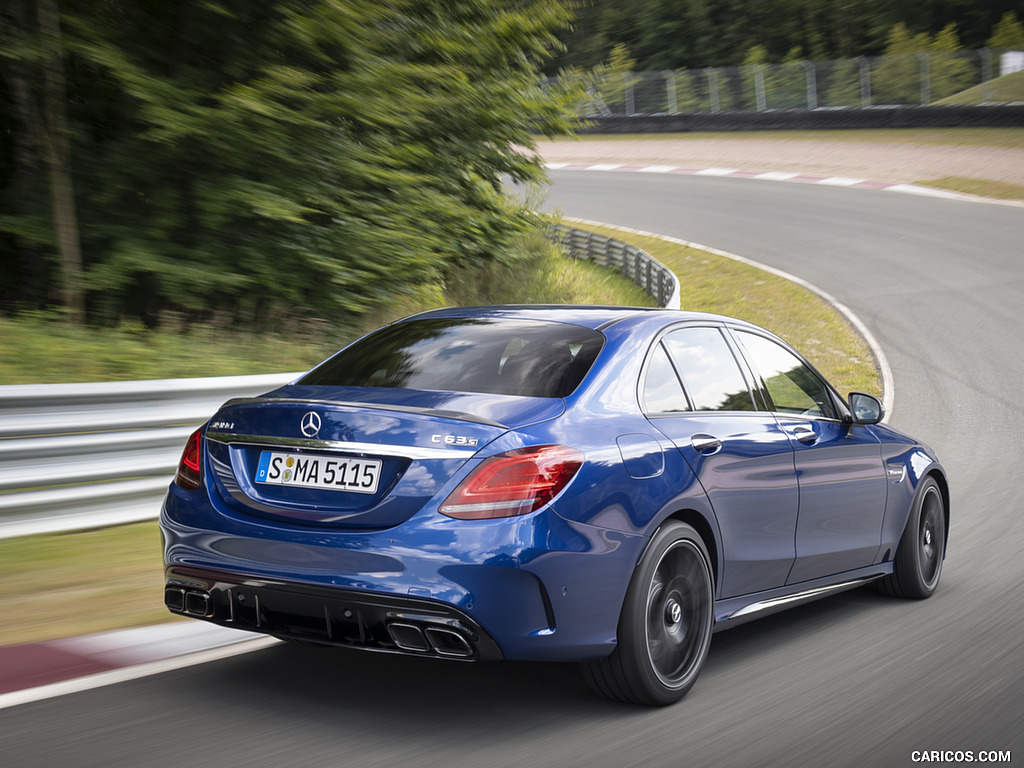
<box><xmin>52</xmin><ymin>622</ymin><xmax>262</xmax><ymax>666</ymax></box>
<box><xmin>638</xmin><ymin>165</ymin><xmax>678</xmax><ymax>173</ymax></box>
<box><xmin>695</xmin><ymin>167</ymin><xmax>739</xmax><ymax>176</ymax></box>
<box><xmin>0</xmin><ymin>636</ymin><xmax>280</xmax><ymax>711</ymax></box>
<box><xmin>754</xmin><ymin>171</ymin><xmax>801</xmax><ymax>181</ymax></box>
<box><xmin>884</xmin><ymin>184</ymin><xmax>965</xmax><ymax>199</ymax></box>
<box><xmin>586</xmin><ymin>163</ymin><xmax>624</xmax><ymax>171</ymax></box>
<box><xmin>818</xmin><ymin>177</ymin><xmax>866</xmax><ymax>186</ymax></box>
<box><xmin>564</xmin><ymin>217</ymin><xmax>897</xmax><ymax>421</ymax></box>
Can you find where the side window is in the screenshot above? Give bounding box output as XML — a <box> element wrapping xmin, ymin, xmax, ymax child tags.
<box><xmin>643</xmin><ymin>343</ymin><xmax>690</xmax><ymax>413</ymax></box>
<box><xmin>662</xmin><ymin>328</ymin><xmax>756</xmax><ymax>412</ymax></box>
<box><xmin>737</xmin><ymin>331</ymin><xmax>837</xmax><ymax>419</ymax></box>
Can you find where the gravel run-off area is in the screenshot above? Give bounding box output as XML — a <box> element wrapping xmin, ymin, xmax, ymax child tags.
<box><xmin>533</xmin><ymin>137</ymin><xmax>1024</xmax><ymax>187</ymax></box>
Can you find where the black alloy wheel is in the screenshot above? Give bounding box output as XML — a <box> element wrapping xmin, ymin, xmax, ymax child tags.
<box><xmin>582</xmin><ymin>521</ymin><xmax>714</xmax><ymax>706</ymax></box>
<box><xmin>876</xmin><ymin>476</ymin><xmax>946</xmax><ymax>599</ymax></box>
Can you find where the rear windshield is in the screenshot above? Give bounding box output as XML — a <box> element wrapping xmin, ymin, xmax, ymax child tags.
<box><xmin>299</xmin><ymin>317</ymin><xmax>604</xmax><ymax>398</ymax></box>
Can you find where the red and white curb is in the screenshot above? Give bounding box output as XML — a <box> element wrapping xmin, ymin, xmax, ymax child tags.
<box><xmin>544</xmin><ymin>162</ymin><xmax>968</xmax><ymax>199</ymax></box>
<box><xmin>0</xmin><ymin>622</ymin><xmax>275</xmax><ymax>709</ymax></box>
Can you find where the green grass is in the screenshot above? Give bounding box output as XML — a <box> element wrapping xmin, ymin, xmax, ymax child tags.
<box><xmin>571</xmin><ymin>222</ymin><xmax>881</xmax><ymax>398</ymax></box>
<box><xmin>0</xmin><ymin>314</ymin><xmax>336</xmax><ymax>385</ymax></box>
<box><xmin>915</xmin><ymin>176</ymin><xmax>1024</xmax><ymax>201</ymax></box>
<box><xmin>0</xmin><ymin>521</ymin><xmax>171</xmax><ymax>646</ymax></box>
<box><xmin>936</xmin><ymin>70</ymin><xmax>1024</xmax><ymax>106</ymax></box>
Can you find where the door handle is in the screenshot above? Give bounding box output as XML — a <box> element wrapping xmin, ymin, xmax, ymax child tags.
<box><xmin>690</xmin><ymin>434</ymin><xmax>722</xmax><ymax>454</ymax></box>
<box><xmin>792</xmin><ymin>425</ymin><xmax>818</xmax><ymax>445</ymax></box>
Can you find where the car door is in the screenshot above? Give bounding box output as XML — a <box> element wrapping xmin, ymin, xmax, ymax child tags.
<box><xmin>732</xmin><ymin>329</ymin><xmax>888</xmax><ymax>585</ymax></box>
<box><xmin>642</xmin><ymin>325</ymin><xmax>799</xmax><ymax>599</ymax></box>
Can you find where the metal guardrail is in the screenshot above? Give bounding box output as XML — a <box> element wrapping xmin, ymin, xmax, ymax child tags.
<box><xmin>0</xmin><ymin>373</ymin><xmax>297</xmax><ymax>539</ymax></box>
<box><xmin>552</xmin><ymin>224</ymin><xmax>680</xmax><ymax>310</ymax></box>
<box><xmin>0</xmin><ymin>227</ymin><xmax>675</xmax><ymax>539</ymax></box>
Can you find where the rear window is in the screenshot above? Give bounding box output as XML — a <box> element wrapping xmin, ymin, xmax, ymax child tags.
<box><xmin>299</xmin><ymin>318</ymin><xmax>605</xmax><ymax>398</ymax></box>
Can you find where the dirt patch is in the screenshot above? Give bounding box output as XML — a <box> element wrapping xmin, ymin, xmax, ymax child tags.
<box><xmin>534</xmin><ymin>137</ymin><xmax>1024</xmax><ymax>186</ymax></box>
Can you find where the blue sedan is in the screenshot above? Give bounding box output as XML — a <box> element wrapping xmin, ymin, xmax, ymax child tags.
<box><xmin>161</xmin><ymin>305</ymin><xmax>947</xmax><ymax>705</ymax></box>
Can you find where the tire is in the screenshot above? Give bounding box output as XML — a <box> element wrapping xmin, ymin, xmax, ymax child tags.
<box><xmin>582</xmin><ymin>521</ymin><xmax>714</xmax><ymax>706</ymax></box>
<box><xmin>876</xmin><ymin>476</ymin><xmax>945</xmax><ymax>599</ymax></box>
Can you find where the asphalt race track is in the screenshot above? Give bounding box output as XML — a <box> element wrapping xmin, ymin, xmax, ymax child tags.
<box><xmin>3</xmin><ymin>173</ymin><xmax>1022</xmax><ymax>768</ymax></box>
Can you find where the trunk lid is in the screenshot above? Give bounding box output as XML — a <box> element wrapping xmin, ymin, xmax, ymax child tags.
<box><xmin>202</xmin><ymin>386</ymin><xmax>563</xmax><ymax>529</ymax></box>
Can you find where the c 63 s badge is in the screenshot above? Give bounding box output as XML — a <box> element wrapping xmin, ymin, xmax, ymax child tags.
<box><xmin>431</xmin><ymin>434</ymin><xmax>479</xmax><ymax>448</ymax></box>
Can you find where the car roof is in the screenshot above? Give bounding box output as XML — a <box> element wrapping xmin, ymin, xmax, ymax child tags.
<box><xmin>404</xmin><ymin>305</ymin><xmax>751</xmax><ymax>332</ymax></box>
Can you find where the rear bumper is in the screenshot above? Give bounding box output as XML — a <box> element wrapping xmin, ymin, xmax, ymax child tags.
<box><xmin>161</xmin><ymin>486</ymin><xmax>645</xmax><ymax>662</ymax></box>
<box><xmin>165</xmin><ymin>566</ymin><xmax>503</xmax><ymax>660</ymax></box>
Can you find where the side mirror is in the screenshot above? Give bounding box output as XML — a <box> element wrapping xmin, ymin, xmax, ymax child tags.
<box><xmin>847</xmin><ymin>392</ymin><xmax>884</xmax><ymax>425</ymax></box>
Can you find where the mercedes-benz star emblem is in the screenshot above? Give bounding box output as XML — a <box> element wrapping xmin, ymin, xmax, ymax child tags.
<box><xmin>300</xmin><ymin>411</ymin><xmax>322</xmax><ymax>438</ymax></box>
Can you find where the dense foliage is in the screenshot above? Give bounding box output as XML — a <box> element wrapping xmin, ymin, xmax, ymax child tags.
<box><xmin>549</xmin><ymin>0</ymin><xmax>1024</xmax><ymax>71</ymax></box>
<box><xmin>0</xmin><ymin>0</ymin><xmax>577</xmax><ymax>326</ymax></box>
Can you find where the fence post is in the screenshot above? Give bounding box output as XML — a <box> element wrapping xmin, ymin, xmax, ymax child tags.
<box><xmin>917</xmin><ymin>52</ymin><xmax>931</xmax><ymax>105</ymax></box>
<box><xmin>754</xmin><ymin>65</ymin><xmax>767</xmax><ymax>111</ymax></box>
<box><xmin>625</xmin><ymin>74</ymin><xmax>635</xmax><ymax>115</ymax></box>
<box><xmin>804</xmin><ymin>61</ymin><xmax>818</xmax><ymax>110</ymax></box>
<box><xmin>857</xmin><ymin>57</ymin><xmax>871</xmax><ymax>107</ymax></box>
<box><xmin>705</xmin><ymin>68</ymin><xmax>720</xmax><ymax>112</ymax></box>
<box><xmin>664</xmin><ymin>70</ymin><xmax>678</xmax><ymax>114</ymax></box>
<box><xmin>980</xmin><ymin>48</ymin><xmax>994</xmax><ymax>103</ymax></box>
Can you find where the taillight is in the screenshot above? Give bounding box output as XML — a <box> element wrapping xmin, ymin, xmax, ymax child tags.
<box><xmin>439</xmin><ymin>445</ymin><xmax>583</xmax><ymax>520</ymax></box>
<box><xmin>174</xmin><ymin>427</ymin><xmax>203</xmax><ymax>490</ymax></box>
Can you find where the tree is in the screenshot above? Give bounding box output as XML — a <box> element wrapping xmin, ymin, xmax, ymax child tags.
<box><xmin>1</xmin><ymin>0</ymin><xmax>578</xmax><ymax>325</ymax></box>
<box><xmin>1</xmin><ymin>0</ymin><xmax>85</xmax><ymax>320</ymax></box>
<box><xmin>871</xmin><ymin>22</ymin><xmax>930</xmax><ymax>105</ymax></box>
<box><xmin>636</xmin><ymin>0</ymin><xmax>714</xmax><ymax>70</ymax></box>
<box><xmin>987</xmin><ymin>12</ymin><xmax>1024</xmax><ymax>50</ymax></box>
<box><xmin>669</xmin><ymin>69</ymin><xmax>706</xmax><ymax>112</ymax></box>
<box><xmin>824</xmin><ymin>58</ymin><xmax>862</xmax><ymax>107</ymax></box>
<box><xmin>597</xmin><ymin>43</ymin><xmax>638</xmax><ymax>113</ymax></box>
<box><xmin>928</xmin><ymin>23</ymin><xmax>973</xmax><ymax>102</ymax></box>
<box><xmin>741</xmin><ymin>44</ymin><xmax>769</xmax><ymax>110</ymax></box>
<box><xmin>764</xmin><ymin>46</ymin><xmax>809</xmax><ymax>109</ymax></box>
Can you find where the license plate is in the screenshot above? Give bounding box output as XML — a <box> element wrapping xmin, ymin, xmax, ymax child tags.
<box><xmin>255</xmin><ymin>451</ymin><xmax>382</xmax><ymax>494</ymax></box>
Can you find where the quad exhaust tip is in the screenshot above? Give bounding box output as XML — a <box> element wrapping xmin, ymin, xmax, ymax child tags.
<box><xmin>387</xmin><ymin>622</ymin><xmax>473</xmax><ymax>658</ymax></box>
<box><xmin>165</xmin><ymin>587</ymin><xmax>213</xmax><ymax>618</ymax></box>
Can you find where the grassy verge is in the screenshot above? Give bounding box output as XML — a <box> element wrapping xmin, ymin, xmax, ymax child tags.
<box><xmin>571</xmin><ymin>222</ymin><xmax>880</xmax><ymax>398</ymax></box>
<box><xmin>914</xmin><ymin>176</ymin><xmax>1024</xmax><ymax>201</ymax></box>
<box><xmin>0</xmin><ymin>521</ymin><xmax>169</xmax><ymax>646</ymax></box>
<box><xmin>0</xmin><ymin>315</ymin><xmax>335</xmax><ymax>385</ymax></box>
<box><xmin>936</xmin><ymin>70</ymin><xmax>1024</xmax><ymax>106</ymax></box>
